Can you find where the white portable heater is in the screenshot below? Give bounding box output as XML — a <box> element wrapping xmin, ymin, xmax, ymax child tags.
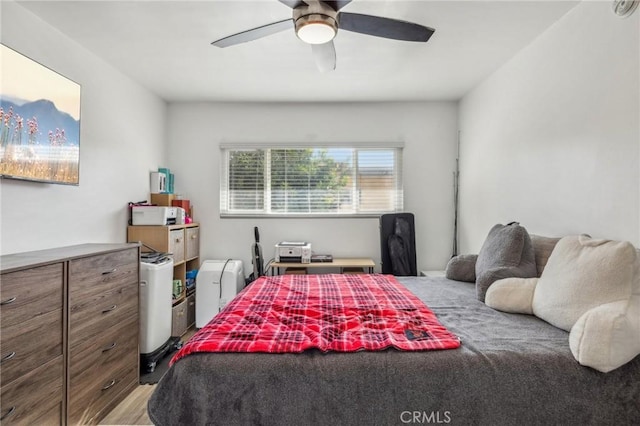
<box><xmin>196</xmin><ymin>260</ymin><xmax>245</xmax><ymax>328</ymax></box>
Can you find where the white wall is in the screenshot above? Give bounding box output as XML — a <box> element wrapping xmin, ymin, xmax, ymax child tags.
<box><xmin>9</xmin><ymin>1</ymin><xmax>634</xmax><ymax>267</ymax></box>
<box><xmin>458</xmin><ymin>0</ymin><xmax>639</xmax><ymax>253</ymax></box>
<box><xmin>0</xmin><ymin>1</ymin><xmax>167</xmax><ymax>255</ymax></box>
<box><xmin>166</xmin><ymin>102</ymin><xmax>458</xmax><ymax>273</ymax></box>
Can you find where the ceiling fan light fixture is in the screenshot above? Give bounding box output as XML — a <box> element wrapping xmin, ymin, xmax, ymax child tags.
<box><xmin>612</xmin><ymin>0</ymin><xmax>639</xmax><ymax>17</ymax></box>
<box><xmin>295</xmin><ymin>14</ymin><xmax>337</xmax><ymax>44</ymax></box>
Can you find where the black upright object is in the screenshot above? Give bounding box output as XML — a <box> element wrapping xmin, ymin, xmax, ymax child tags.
<box><xmin>380</xmin><ymin>213</ymin><xmax>417</xmax><ymax>276</ymax></box>
<box><xmin>248</xmin><ymin>226</ymin><xmax>264</xmax><ymax>285</ymax></box>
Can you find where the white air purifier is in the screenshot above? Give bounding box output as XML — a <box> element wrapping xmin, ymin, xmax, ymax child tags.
<box><xmin>139</xmin><ymin>258</ymin><xmax>174</xmax><ymax>372</ymax></box>
<box><xmin>196</xmin><ymin>260</ymin><xmax>245</xmax><ymax>328</ymax></box>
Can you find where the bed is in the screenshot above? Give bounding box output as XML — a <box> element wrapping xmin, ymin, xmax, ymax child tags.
<box><xmin>147</xmin><ymin>274</ymin><xmax>640</xmax><ymax>426</ymax></box>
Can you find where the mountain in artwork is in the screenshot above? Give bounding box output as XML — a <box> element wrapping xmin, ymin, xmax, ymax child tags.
<box><xmin>0</xmin><ymin>97</ymin><xmax>80</xmax><ymax>146</ymax></box>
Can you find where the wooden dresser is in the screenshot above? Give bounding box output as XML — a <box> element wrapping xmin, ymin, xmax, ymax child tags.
<box><xmin>0</xmin><ymin>243</ymin><xmax>140</xmax><ymax>425</ymax></box>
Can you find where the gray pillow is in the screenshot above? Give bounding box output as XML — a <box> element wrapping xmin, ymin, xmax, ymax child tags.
<box><xmin>530</xmin><ymin>234</ymin><xmax>561</xmax><ymax>277</ymax></box>
<box><xmin>475</xmin><ymin>222</ymin><xmax>537</xmax><ymax>301</ymax></box>
<box><xmin>445</xmin><ymin>254</ymin><xmax>478</xmax><ymax>282</ymax></box>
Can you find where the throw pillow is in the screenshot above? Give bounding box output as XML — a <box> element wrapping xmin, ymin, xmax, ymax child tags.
<box><xmin>475</xmin><ymin>223</ymin><xmax>537</xmax><ymax>302</ymax></box>
<box><xmin>445</xmin><ymin>254</ymin><xmax>477</xmax><ymax>282</ymax></box>
<box><xmin>529</xmin><ymin>235</ymin><xmax>561</xmax><ymax>277</ymax></box>
<box><xmin>568</xmin><ymin>247</ymin><xmax>640</xmax><ymax>372</ymax></box>
<box><xmin>569</xmin><ymin>299</ymin><xmax>640</xmax><ymax>373</ymax></box>
<box><xmin>487</xmin><ymin>236</ymin><xmax>640</xmax><ymax>373</ymax></box>
<box><xmin>532</xmin><ymin>235</ymin><xmax>636</xmax><ymax>332</ymax></box>
<box><xmin>485</xmin><ymin>277</ymin><xmax>538</xmax><ymax>314</ymax></box>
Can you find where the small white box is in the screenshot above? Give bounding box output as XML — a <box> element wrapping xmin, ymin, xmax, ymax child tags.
<box><xmin>150</xmin><ymin>172</ymin><xmax>166</xmax><ymax>194</ymax></box>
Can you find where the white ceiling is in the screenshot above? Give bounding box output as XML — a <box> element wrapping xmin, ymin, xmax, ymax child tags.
<box><xmin>16</xmin><ymin>0</ymin><xmax>580</xmax><ymax>102</ymax></box>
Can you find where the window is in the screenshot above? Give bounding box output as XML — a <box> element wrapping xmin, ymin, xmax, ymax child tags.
<box><xmin>220</xmin><ymin>143</ymin><xmax>403</xmax><ymax>217</ymax></box>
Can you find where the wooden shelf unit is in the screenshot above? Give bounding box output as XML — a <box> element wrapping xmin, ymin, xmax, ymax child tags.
<box><xmin>127</xmin><ymin>223</ymin><xmax>199</xmax><ymax>308</ymax></box>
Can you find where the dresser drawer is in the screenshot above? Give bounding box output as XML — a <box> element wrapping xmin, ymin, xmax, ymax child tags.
<box><xmin>0</xmin><ymin>356</ymin><xmax>63</xmax><ymax>425</ymax></box>
<box><xmin>69</xmin><ymin>316</ymin><xmax>138</xmax><ymax>383</ymax></box>
<box><xmin>68</xmin><ymin>361</ymin><xmax>137</xmax><ymax>425</ymax></box>
<box><xmin>2</xmin><ymin>403</ymin><xmax>63</xmax><ymax>426</ymax></box>
<box><xmin>0</xmin><ymin>263</ymin><xmax>63</xmax><ymax>329</ymax></box>
<box><xmin>1</xmin><ymin>309</ymin><xmax>63</xmax><ymax>386</ymax></box>
<box><xmin>69</xmin><ymin>317</ymin><xmax>138</xmax><ymax>425</ymax></box>
<box><xmin>69</xmin><ymin>249</ymin><xmax>138</xmax><ymax>300</ymax></box>
<box><xmin>69</xmin><ymin>283</ymin><xmax>138</xmax><ymax>347</ymax></box>
<box><xmin>30</xmin><ymin>402</ymin><xmax>62</xmax><ymax>426</ymax></box>
<box><xmin>185</xmin><ymin>226</ymin><xmax>199</xmax><ymax>260</ymax></box>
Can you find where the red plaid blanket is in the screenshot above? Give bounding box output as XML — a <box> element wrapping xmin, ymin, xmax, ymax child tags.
<box><xmin>171</xmin><ymin>274</ymin><xmax>460</xmax><ymax>364</ymax></box>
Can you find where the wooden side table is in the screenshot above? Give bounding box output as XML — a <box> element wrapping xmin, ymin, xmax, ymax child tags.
<box><xmin>270</xmin><ymin>258</ymin><xmax>375</xmax><ymax>275</ymax></box>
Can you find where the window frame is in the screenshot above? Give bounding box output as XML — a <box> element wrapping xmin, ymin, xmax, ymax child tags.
<box><xmin>220</xmin><ymin>142</ymin><xmax>404</xmax><ymax>218</ymax></box>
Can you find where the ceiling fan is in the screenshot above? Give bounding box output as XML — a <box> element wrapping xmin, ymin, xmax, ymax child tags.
<box><xmin>211</xmin><ymin>0</ymin><xmax>435</xmax><ymax>72</ymax></box>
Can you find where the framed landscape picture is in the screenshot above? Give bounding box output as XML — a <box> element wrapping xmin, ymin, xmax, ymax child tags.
<box><xmin>0</xmin><ymin>43</ymin><xmax>81</xmax><ymax>185</ymax></box>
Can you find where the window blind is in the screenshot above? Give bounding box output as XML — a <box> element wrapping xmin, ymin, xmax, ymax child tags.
<box><xmin>220</xmin><ymin>144</ymin><xmax>403</xmax><ymax>217</ymax></box>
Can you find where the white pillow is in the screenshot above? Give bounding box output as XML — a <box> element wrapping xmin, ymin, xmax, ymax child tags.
<box><xmin>487</xmin><ymin>236</ymin><xmax>640</xmax><ymax>373</ymax></box>
<box><xmin>569</xmin><ymin>249</ymin><xmax>640</xmax><ymax>372</ymax></box>
<box><xmin>569</xmin><ymin>299</ymin><xmax>640</xmax><ymax>373</ymax></box>
<box><xmin>485</xmin><ymin>277</ymin><xmax>537</xmax><ymax>315</ymax></box>
<box><xmin>532</xmin><ymin>235</ymin><xmax>636</xmax><ymax>332</ymax></box>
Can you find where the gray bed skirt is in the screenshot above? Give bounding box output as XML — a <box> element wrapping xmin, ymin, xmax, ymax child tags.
<box><xmin>148</xmin><ymin>276</ymin><xmax>640</xmax><ymax>425</ymax></box>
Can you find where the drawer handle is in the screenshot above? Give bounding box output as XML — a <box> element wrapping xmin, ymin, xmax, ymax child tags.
<box><xmin>0</xmin><ymin>296</ymin><xmax>17</xmax><ymax>305</ymax></box>
<box><xmin>0</xmin><ymin>406</ymin><xmax>16</xmax><ymax>421</ymax></box>
<box><xmin>102</xmin><ymin>304</ymin><xmax>118</xmax><ymax>314</ymax></box>
<box><xmin>102</xmin><ymin>342</ymin><xmax>117</xmax><ymax>352</ymax></box>
<box><xmin>102</xmin><ymin>268</ymin><xmax>117</xmax><ymax>275</ymax></box>
<box><xmin>101</xmin><ymin>379</ymin><xmax>116</xmax><ymax>391</ymax></box>
<box><xmin>191</xmin><ymin>234</ymin><xmax>197</xmax><ymax>239</ymax></box>
<box><xmin>1</xmin><ymin>351</ymin><xmax>16</xmax><ymax>363</ymax></box>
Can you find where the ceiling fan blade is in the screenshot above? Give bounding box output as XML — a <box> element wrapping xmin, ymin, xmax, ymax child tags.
<box><xmin>212</xmin><ymin>19</ymin><xmax>294</xmax><ymax>48</ymax></box>
<box><xmin>278</xmin><ymin>0</ymin><xmax>306</xmax><ymax>9</ymax></box>
<box><xmin>279</xmin><ymin>1</ymin><xmax>352</xmax><ymax>11</ymax></box>
<box><xmin>311</xmin><ymin>41</ymin><xmax>336</xmax><ymax>72</ymax></box>
<box><xmin>339</xmin><ymin>12</ymin><xmax>435</xmax><ymax>42</ymax></box>
<box><xmin>324</xmin><ymin>1</ymin><xmax>353</xmax><ymax>11</ymax></box>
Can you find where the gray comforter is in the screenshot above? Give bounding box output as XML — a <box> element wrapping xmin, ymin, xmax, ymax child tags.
<box><xmin>148</xmin><ymin>276</ymin><xmax>640</xmax><ymax>425</ymax></box>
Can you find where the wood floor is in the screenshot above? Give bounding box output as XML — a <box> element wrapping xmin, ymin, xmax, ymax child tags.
<box><xmin>100</xmin><ymin>384</ymin><xmax>155</xmax><ymax>425</ymax></box>
<box><xmin>100</xmin><ymin>328</ymin><xmax>196</xmax><ymax>425</ymax></box>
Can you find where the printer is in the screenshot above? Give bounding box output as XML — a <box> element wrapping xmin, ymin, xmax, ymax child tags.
<box><xmin>132</xmin><ymin>206</ymin><xmax>185</xmax><ymax>226</ymax></box>
<box><xmin>275</xmin><ymin>242</ymin><xmax>312</xmax><ymax>264</ymax></box>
